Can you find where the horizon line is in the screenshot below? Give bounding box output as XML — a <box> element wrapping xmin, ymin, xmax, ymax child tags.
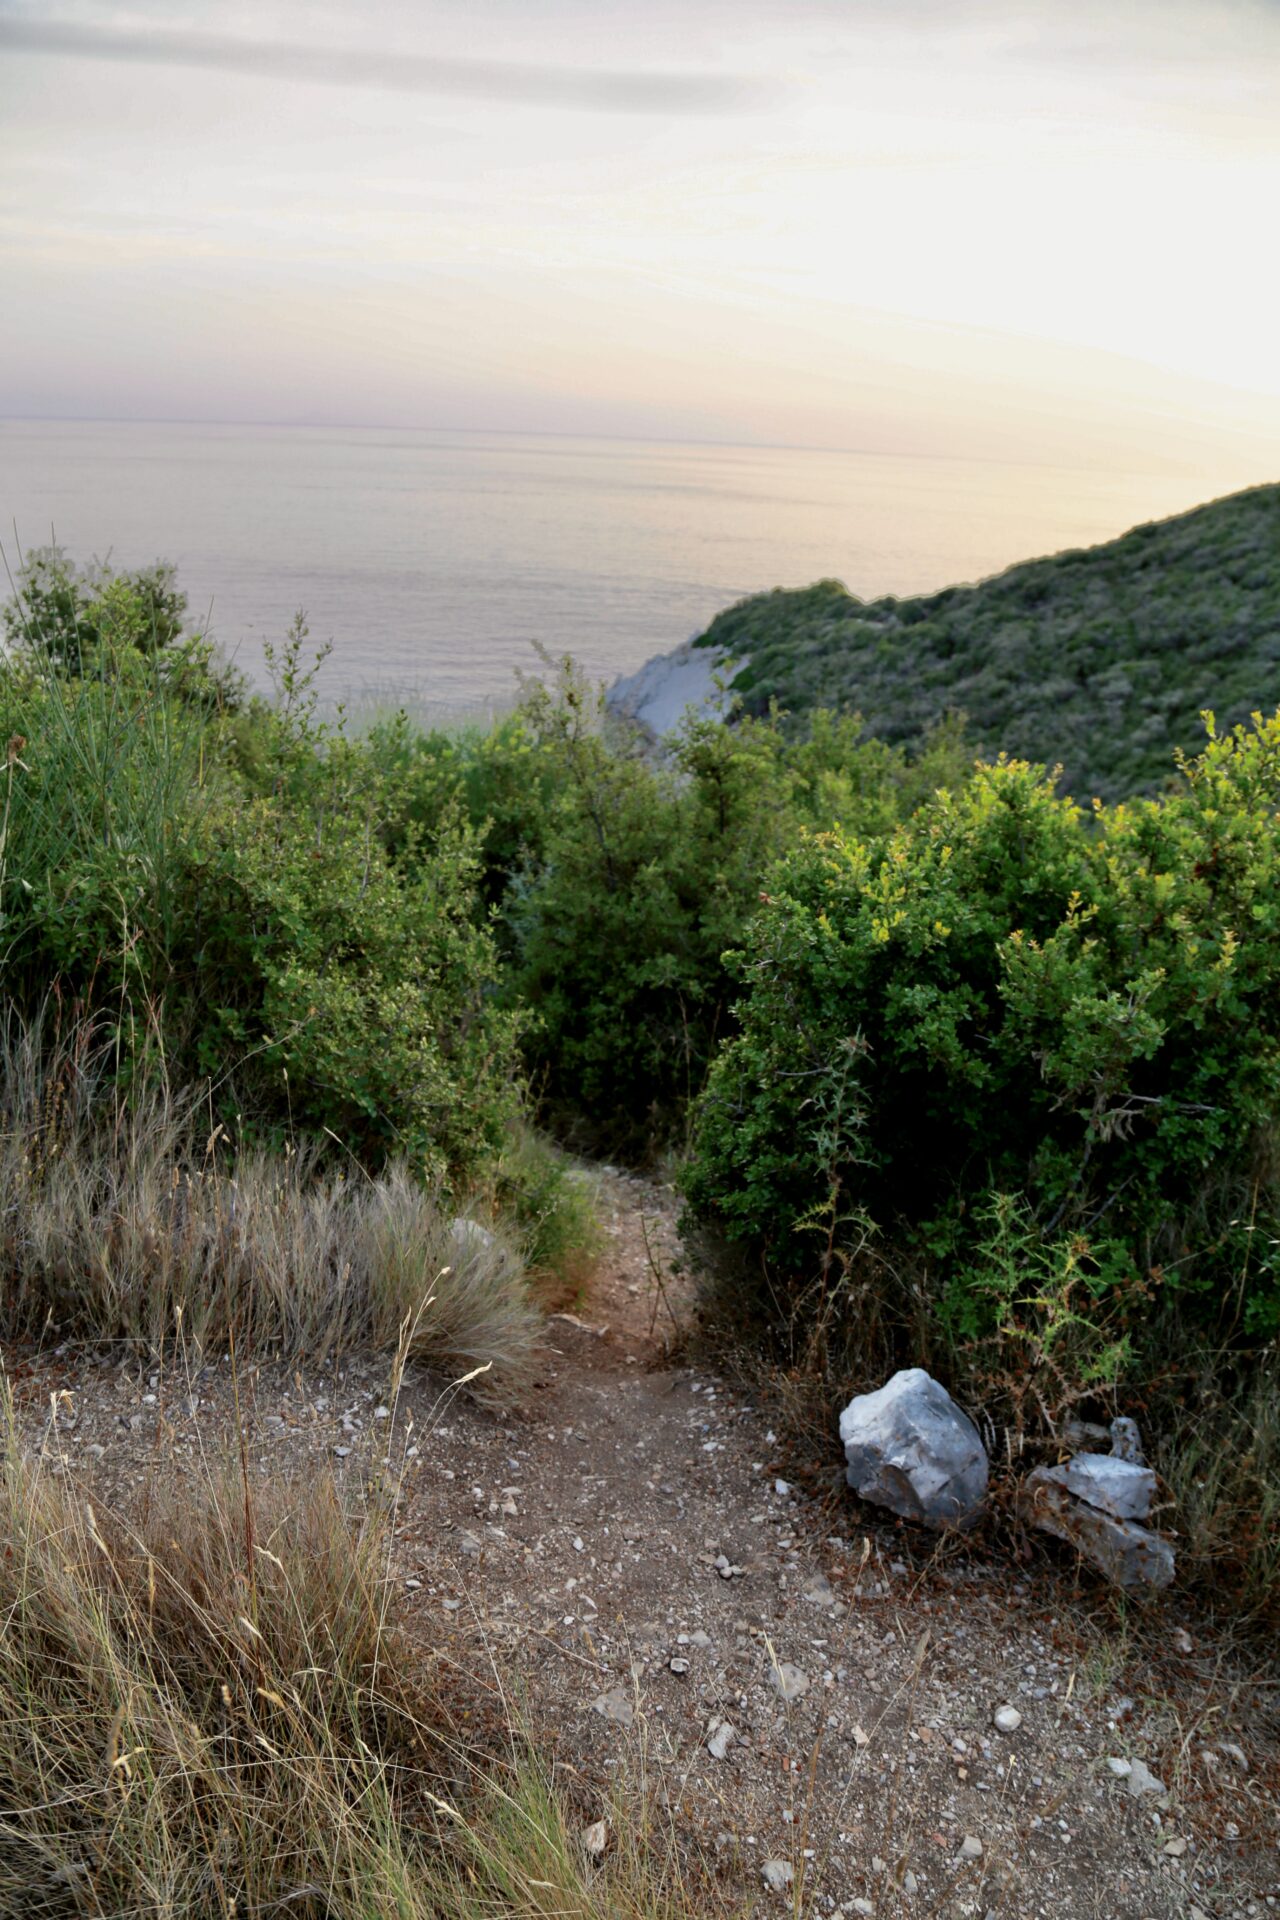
<box><xmin>0</xmin><ymin>413</ymin><xmax>1210</xmax><ymax>480</ymax></box>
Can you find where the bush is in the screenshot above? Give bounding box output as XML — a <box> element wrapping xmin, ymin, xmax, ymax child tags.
<box><xmin>483</xmin><ymin>661</ymin><xmax>971</xmax><ymax>1156</ymax></box>
<box><xmin>685</xmin><ymin>714</ymin><xmax>1280</xmax><ymax>1345</ymax></box>
<box><xmin>3</xmin><ymin>543</ymin><xmax>245</xmax><ymax>710</ymax></box>
<box><xmin>0</xmin><ymin>624</ymin><xmax>521</xmax><ymax>1188</ymax></box>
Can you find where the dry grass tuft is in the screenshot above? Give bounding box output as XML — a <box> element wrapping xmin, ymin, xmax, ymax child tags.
<box><xmin>0</xmin><ymin>1389</ymin><xmax>735</xmax><ymax>1919</ymax></box>
<box><xmin>0</xmin><ymin>1010</ymin><xmax>543</xmax><ymax>1399</ymax></box>
<box><xmin>0</xmin><ymin>1385</ymin><xmax>452</xmax><ymax>1915</ymax></box>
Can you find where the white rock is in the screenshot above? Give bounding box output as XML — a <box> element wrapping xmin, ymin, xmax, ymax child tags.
<box><xmin>581</xmin><ymin>1819</ymin><xmax>608</xmax><ymax>1858</ymax></box>
<box><xmin>993</xmin><ymin>1705</ymin><xmax>1022</xmax><ymax>1734</ymax></box>
<box><xmin>959</xmin><ymin>1834</ymin><xmax>983</xmax><ymax>1859</ymax></box>
<box><xmin>447</xmin><ymin>1216</ymin><xmax>497</xmax><ymax>1264</ymax></box>
<box><xmin>591</xmin><ymin>1688</ymin><xmax>635</xmax><ymax>1727</ymax></box>
<box><xmin>1020</xmin><ymin>1468</ymin><xmax>1174</xmax><ymax>1588</ymax></box>
<box><xmin>706</xmin><ymin>1719</ymin><xmax>735</xmax><ymax>1759</ymax></box>
<box><xmin>771</xmin><ymin>1662</ymin><xmax>810</xmax><ymax>1703</ymax></box>
<box><xmin>1061</xmin><ymin>1452</ymin><xmax>1156</xmax><ymax>1522</ymax></box>
<box><xmin>1107</xmin><ymin>1756</ymin><xmax>1166</xmax><ymax>1798</ymax></box>
<box><xmin>761</xmin><ymin>1859</ymin><xmax>794</xmax><ymax>1892</ymax></box>
<box><xmin>1109</xmin><ymin>1415</ymin><xmax>1145</xmax><ymax>1464</ymax></box>
<box><xmin>839</xmin><ymin>1369</ymin><xmax>988</xmax><ymax>1530</ymax></box>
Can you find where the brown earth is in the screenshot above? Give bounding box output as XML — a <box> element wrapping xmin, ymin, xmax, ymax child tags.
<box><xmin>7</xmin><ymin>1168</ymin><xmax>1278</xmax><ymax>1918</ymax></box>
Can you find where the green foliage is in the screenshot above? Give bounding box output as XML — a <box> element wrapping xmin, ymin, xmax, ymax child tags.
<box><xmin>946</xmin><ymin>1191</ymin><xmax>1141</xmax><ymax>1435</ymax></box>
<box><xmin>697</xmin><ymin>483</ymin><xmax>1280</xmax><ymax>801</ymax></box>
<box><xmin>0</xmin><ymin>652</ymin><xmax>211</xmax><ymax>1009</ymax></box>
<box><xmin>0</xmin><ymin>615</ymin><xmax>519</xmax><ymax>1189</ymax></box>
<box><xmin>4</xmin><ymin>543</ymin><xmax>245</xmax><ymax>711</ymax></box>
<box><xmin>491</xmin><ymin>1125</ymin><xmax>603</xmax><ymax>1296</ymax></box>
<box><xmin>485</xmin><ymin>660</ymin><xmax>971</xmax><ymax>1155</ymax></box>
<box><xmin>685</xmin><ymin>713</ymin><xmax>1280</xmax><ymax>1344</ymax></box>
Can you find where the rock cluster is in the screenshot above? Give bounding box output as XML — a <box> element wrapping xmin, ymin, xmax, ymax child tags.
<box><xmin>1019</xmin><ymin>1426</ymin><xmax>1174</xmax><ymax>1589</ymax></box>
<box><xmin>840</xmin><ymin>1376</ymin><xmax>1175</xmax><ymax>1588</ymax></box>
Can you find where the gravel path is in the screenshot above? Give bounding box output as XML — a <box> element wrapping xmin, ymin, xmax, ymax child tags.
<box><xmin>7</xmin><ymin>1169</ymin><xmax>1277</xmax><ymax>1917</ymax></box>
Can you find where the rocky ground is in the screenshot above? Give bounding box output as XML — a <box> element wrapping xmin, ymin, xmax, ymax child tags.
<box><xmin>7</xmin><ymin>1169</ymin><xmax>1278</xmax><ymax>1917</ymax></box>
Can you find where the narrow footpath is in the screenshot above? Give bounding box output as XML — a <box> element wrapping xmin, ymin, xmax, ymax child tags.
<box><xmin>10</xmin><ymin>1169</ymin><xmax>1278</xmax><ymax>1917</ymax></box>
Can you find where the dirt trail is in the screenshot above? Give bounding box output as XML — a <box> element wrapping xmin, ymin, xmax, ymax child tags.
<box><xmin>9</xmin><ymin>1169</ymin><xmax>1278</xmax><ymax>1917</ymax></box>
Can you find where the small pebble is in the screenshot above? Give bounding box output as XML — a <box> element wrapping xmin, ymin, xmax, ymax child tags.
<box><xmin>993</xmin><ymin>1705</ymin><xmax>1023</xmax><ymax>1734</ymax></box>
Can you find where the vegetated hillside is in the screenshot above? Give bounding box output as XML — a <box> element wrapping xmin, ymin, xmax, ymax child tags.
<box><xmin>696</xmin><ymin>482</ymin><xmax>1280</xmax><ymax>799</ymax></box>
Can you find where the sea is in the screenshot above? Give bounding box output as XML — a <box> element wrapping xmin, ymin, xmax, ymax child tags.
<box><xmin>0</xmin><ymin>419</ymin><xmax>1221</xmax><ymax>722</ymax></box>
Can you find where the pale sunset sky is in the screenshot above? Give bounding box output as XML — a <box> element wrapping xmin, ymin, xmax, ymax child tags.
<box><xmin>2</xmin><ymin>0</ymin><xmax>1278</xmax><ymax>480</ymax></box>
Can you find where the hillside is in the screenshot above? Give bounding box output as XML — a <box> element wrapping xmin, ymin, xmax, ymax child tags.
<box><xmin>694</xmin><ymin>482</ymin><xmax>1280</xmax><ymax>799</ymax></box>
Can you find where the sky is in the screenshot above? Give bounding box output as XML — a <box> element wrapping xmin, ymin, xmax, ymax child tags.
<box><xmin>2</xmin><ymin>0</ymin><xmax>1279</xmax><ymax>475</ymax></box>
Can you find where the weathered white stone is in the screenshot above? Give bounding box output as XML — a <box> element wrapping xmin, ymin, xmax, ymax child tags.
<box><xmin>1060</xmin><ymin>1452</ymin><xmax>1156</xmax><ymax>1522</ymax></box>
<box><xmin>1109</xmin><ymin>1415</ymin><xmax>1146</xmax><ymax>1464</ymax></box>
<box><xmin>1020</xmin><ymin>1467</ymin><xmax>1174</xmax><ymax>1588</ymax></box>
<box><xmin>770</xmin><ymin>1661</ymin><xmax>809</xmax><ymax>1703</ymax></box>
<box><xmin>591</xmin><ymin>1687</ymin><xmax>635</xmax><ymax>1727</ymax></box>
<box><xmin>839</xmin><ymin>1368</ymin><xmax>988</xmax><ymax>1530</ymax></box>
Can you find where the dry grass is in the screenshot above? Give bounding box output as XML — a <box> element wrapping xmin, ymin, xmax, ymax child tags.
<box><xmin>0</xmin><ymin>1011</ymin><xmax>542</xmax><ymax>1400</ymax></box>
<box><xmin>0</xmin><ymin>1384</ymin><xmax>737</xmax><ymax>1919</ymax></box>
<box><xmin>1153</xmin><ymin>1357</ymin><xmax>1280</xmax><ymax>1626</ymax></box>
<box><xmin>0</xmin><ymin>1380</ymin><xmax>453</xmax><ymax>1916</ymax></box>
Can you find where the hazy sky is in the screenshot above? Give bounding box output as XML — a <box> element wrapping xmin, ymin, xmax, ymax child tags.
<box><xmin>2</xmin><ymin>0</ymin><xmax>1278</xmax><ymax>473</ymax></box>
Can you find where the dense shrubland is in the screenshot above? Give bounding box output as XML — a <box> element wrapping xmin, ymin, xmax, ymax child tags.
<box><xmin>2</xmin><ymin>540</ymin><xmax>1278</xmax><ymax>1614</ymax></box>
<box><xmin>697</xmin><ymin>481</ymin><xmax>1280</xmax><ymax>802</ymax></box>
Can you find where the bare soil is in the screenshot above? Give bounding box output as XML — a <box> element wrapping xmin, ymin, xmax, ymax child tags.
<box><xmin>7</xmin><ymin>1168</ymin><xmax>1278</xmax><ymax>1918</ymax></box>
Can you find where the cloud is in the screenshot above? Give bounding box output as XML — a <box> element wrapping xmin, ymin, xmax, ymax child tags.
<box><xmin>0</xmin><ymin>16</ymin><xmax>776</xmax><ymax>114</ymax></box>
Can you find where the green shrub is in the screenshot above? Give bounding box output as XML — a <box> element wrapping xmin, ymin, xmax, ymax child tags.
<box><xmin>0</xmin><ymin>622</ymin><xmax>520</xmax><ymax>1189</ymax></box>
<box><xmin>488</xmin><ymin>660</ymin><xmax>971</xmax><ymax>1156</ymax></box>
<box><xmin>0</xmin><ymin>653</ymin><xmax>212</xmax><ymax>1010</ymax></box>
<box><xmin>685</xmin><ymin>713</ymin><xmax>1280</xmax><ymax>1343</ymax></box>
<box><xmin>490</xmin><ymin>1124</ymin><xmax>603</xmax><ymax>1301</ymax></box>
<box><xmin>4</xmin><ymin>543</ymin><xmax>245</xmax><ymax>710</ymax></box>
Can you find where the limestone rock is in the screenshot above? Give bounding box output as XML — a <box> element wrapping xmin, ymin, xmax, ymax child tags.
<box><xmin>1108</xmin><ymin>1415</ymin><xmax>1146</xmax><ymax>1465</ymax></box>
<box><xmin>591</xmin><ymin>1687</ymin><xmax>635</xmax><ymax>1727</ymax></box>
<box><xmin>1020</xmin><ymin>1467</ymin><xmax>1174</xmax><ymax>1588</ymax></box>
<box><xmin>839</xmin><ymin>1368</ymin><xmax>988</xmax><ymax>1530</ymax></box>
<box><xmin>1060</xmin><ymin>1452</ymin><xmax>1156</xmax><ymax>1522</ymax></box>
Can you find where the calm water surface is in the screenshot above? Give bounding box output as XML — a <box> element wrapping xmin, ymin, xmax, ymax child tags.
<box><xmin>0</xmin><ymin>421</ymin><xmax>1214</xmax><ymax>716</ymax></box>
